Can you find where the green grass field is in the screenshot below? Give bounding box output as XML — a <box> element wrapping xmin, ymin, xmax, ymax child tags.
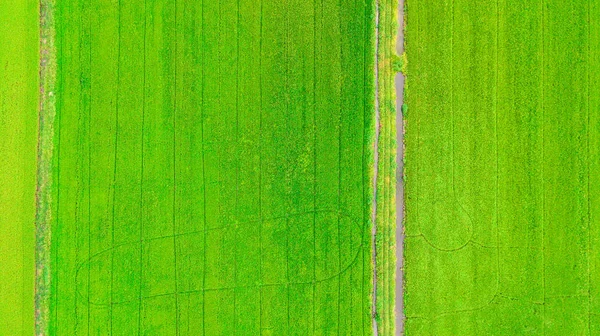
<box><xmin>12</xmin><ymin>0</ymin><xmax>600</xmax><ymax>334</ymax></box>
<box><xmin>0</xmin><ymin>0</ymin><xmax>38</xmax><ymax>334</ymax></box>
<box><xmin>47</xmin><ymin>0</ymin><xmax>385</xmax><ymax>334</ymax></box>
<box><xmin>405</xmin><ymin>0</ymin><xmax>600</xmax><ymax>334</ymax></box>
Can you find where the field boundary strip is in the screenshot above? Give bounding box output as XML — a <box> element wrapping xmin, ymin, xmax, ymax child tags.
<box><xmin>36</xmin><ymin>0</ymin><xmax>57</xmax><ymax>334</ymax></box>
<box><xmin>374</xmin><ymin>0</ymin><xmax>400</xmax><ymax>334</ymax></box>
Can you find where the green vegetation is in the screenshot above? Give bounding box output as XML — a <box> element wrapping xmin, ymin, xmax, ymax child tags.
<box><xmin>405</xmin><ymin>0</ymin><xmax>600</xmax><ymax>334</ymax></box>
<box><xmin>48</xmin><ymin>0</ymin><xmax>380</xmax><ymax>334</ymax></box>
<box><xmin>375</xmin><ymin>0</ymin><xmax>399</xmax><ymax>334</ymax></box>
<box><xmin>0</xmin><ymin>0</ymin><xmax>38</xmax><ymax>334</ymax></box>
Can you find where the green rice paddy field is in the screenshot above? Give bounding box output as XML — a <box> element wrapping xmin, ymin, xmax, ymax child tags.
<box><xmin>10</xmin><ymin>0</ymin><xmax>600</xmax><ymax>334</ymax></box>
<box><xmin>0</xmin><ymin>0</ymin><xmax>38</xmax><ymax>334</ymax></box>
<box><xmin>405</xmin><ymin>0</ymin><xmax>600</xmax><ymax>334</ymax></box>
<box><xmin>47</xmin><ymin>0</ymin><xmax>386</xmax><ymax>335</ymax></box>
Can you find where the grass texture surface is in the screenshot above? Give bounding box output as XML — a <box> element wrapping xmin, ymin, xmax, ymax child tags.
<box><xmin>374</xmin><ymin>0</ymin><xmax>399</xmax><ymax>335</ymax></box>
<box><xmin>375</xmin><ymin>0</ymin><xmax>399</xmax><ymax>334</ymax></box>
<box><xmin>405</xmin><ymin>0</ymin><xmax>600</xmax><ymax>334</ymax></box>
<box><xmin>47</xmin><ymin>0</ymin><xmax>384</xmax><ymax>334</ymax></box>
<box><xmin>0</xmin><ymin>0</ymin><xmax>38</xmax><ymax>334</ymax></box>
